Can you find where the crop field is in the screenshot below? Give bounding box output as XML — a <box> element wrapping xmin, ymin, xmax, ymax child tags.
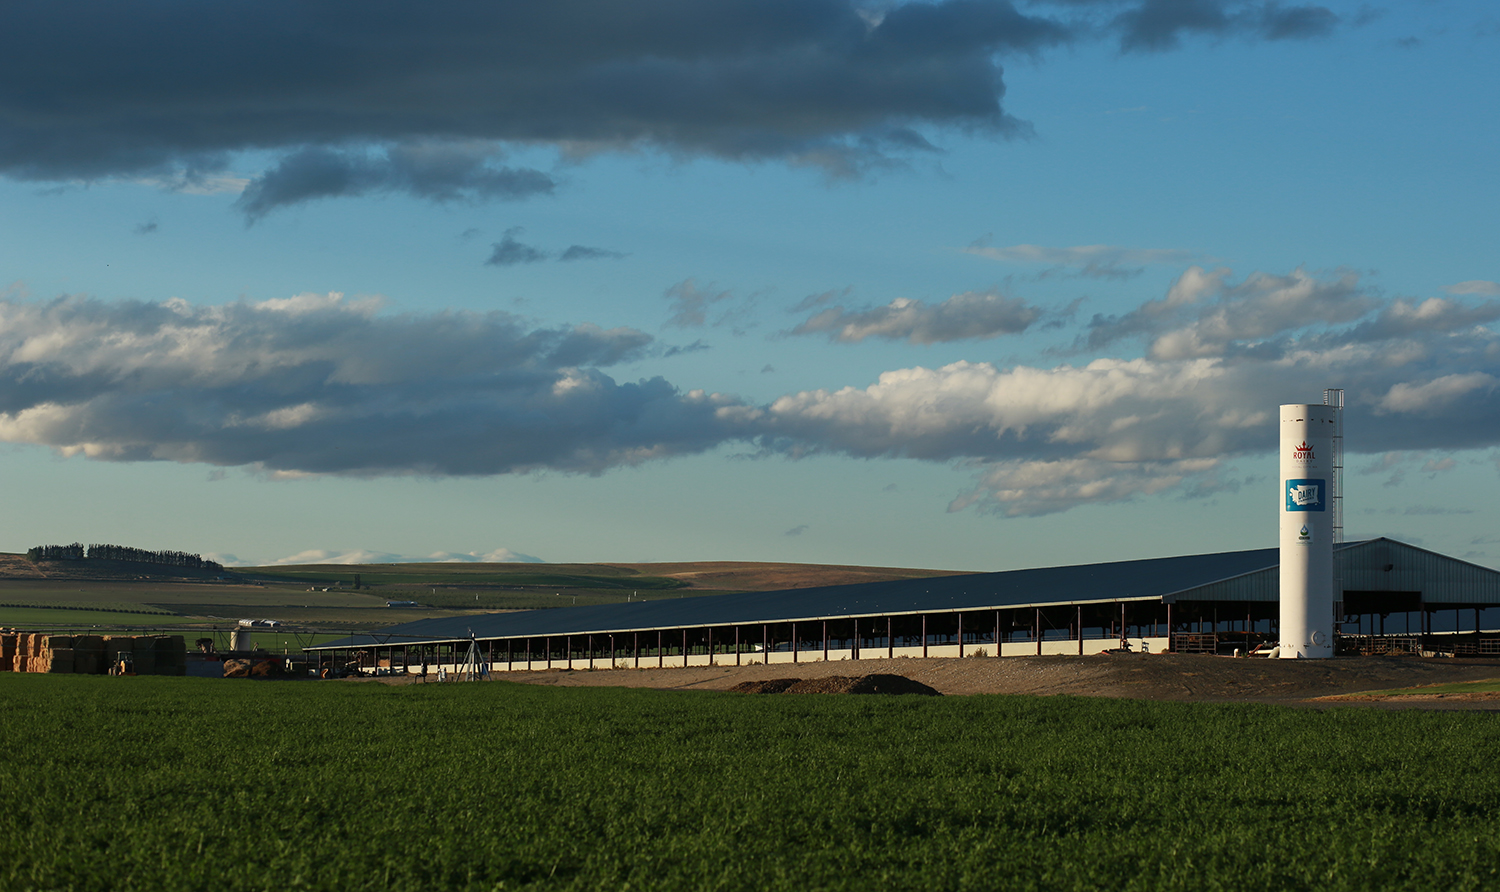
<box><xmin>0</xmin><ymin>552</ymin><xmax>962</xmax><ymax>634</ymax></box>
<box><xmin>2</xmin><ymin>677</ymin><xmax>1499</xmax><ymax>891</ymax></box>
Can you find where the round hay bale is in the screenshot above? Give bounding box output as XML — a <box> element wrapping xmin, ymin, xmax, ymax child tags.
<box><xmin>248</xmin><ymin>659</ymin><xmax>282</xmax><ymax>678</ymax></box>
<box><xmin>222</xmin><ymin>659</ymin><xmax>251</xmax><ymax>678</ymax></box>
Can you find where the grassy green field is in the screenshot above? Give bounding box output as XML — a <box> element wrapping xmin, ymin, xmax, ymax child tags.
<box><xmin>2</xmin><ymin>676</ymin><xmax>1498</xmax><ymax>891</ymax></box>
<box><xmin>1359</xmin><ymin>678</ymin><xmax>1500</xmax><ymax>696</ymax></box>
<box><xmin>0</xmin><ymin>557</ymin><xmax>720</xmax><ymax>629</ymax></box>
<box><xmin>0</xmin><ymin>606</ymin><xmax>199</xmax><ymax>627</ymax></box>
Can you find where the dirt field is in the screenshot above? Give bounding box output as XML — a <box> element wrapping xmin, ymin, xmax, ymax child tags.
<box><xmin>601</xmin><ymin>561</ymin><xmax>969</xmax><ymax>591</ymax></box>
<box><xmin>491</xmin><ymin>654</ymin><xmax>1500</xmax><ymax>709</ymax></box>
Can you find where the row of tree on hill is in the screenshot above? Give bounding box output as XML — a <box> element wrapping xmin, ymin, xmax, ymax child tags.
<box><xmin>26</xmin><ymin>543</ymin><xmax>223</xmax><ymax>572</ymax></box>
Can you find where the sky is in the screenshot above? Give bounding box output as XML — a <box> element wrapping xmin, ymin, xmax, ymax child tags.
<box><xmin>1</xmin><ymin>0</ymin><xmax>1497</xmax><ymax>571</ymax></box>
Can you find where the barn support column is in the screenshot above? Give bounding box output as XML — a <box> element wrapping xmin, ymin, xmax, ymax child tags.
<box><xmin>790</xmin><ymin>622</ymin><xmax>797</xmax><ymax>664</ymax></box>
<box><xmin>735</xmin><ymin>627</ymin><xmax>741</xmax><ymax>666</ymax></box>
<box><xmin>888</xmin><ymin>617</ymin><xmax>894</xmax><ymax>659</ymax></box>
<box><xmin>1121</xmin><ymin>603</ymin><xmax>1128</xmax><ymax>648</ymax></box>
<box><xmin>994</xmin><ymin>611</ymin><xmax>1001</xmax><ymax>655</ymax></box>
<box><xmin>957</xmin><ymin>614</ymin><xmax>964</xmax><ymax>658</ymax></box>
<box><xmin>763</xmin><ymin>624</ymin><xmax>770</xmax><ymax>665</ymax></box>
<box><xmin>922</xmin><ymin>615</ymin><xmax>928</xmax><ymax>658</ymax></box>
<box><xmin>823</xmin><ymin>621</ymin><xmax>829</xmax><ymax>661</ymax></box>
<box><xmin>1166</xmin><ymin>604</ymin><xmax>1174</xmax><ymax>652</ymax></box>
<box><xmin>853</xmin><ymin>620</ymin><xmax>860</xmax><ymax>660</ymax></box>
<box><xmin>682</xmin><ymin>628</ymin><xmax>688</xmax><ymax>668</ymax></box>
<box><xmin>633</xmin><ymin>632</ymin><xmax>639</xmax><ymax>669</ymax></box>
<box><xmin>658</xmin><ymin>630</ymin><xmax>664</xmax><ymax>668</ymax></box>
<box><xmin>1078</xmin><ymin>605</ymin><xmax>1084</xmax><ymax>655</ymax></box>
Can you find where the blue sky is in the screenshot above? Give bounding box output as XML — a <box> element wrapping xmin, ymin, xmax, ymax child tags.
<box><xmin>1</xmin><ymin>0</ymin><xmax>1497</xmax><ymax>570</ymax></box>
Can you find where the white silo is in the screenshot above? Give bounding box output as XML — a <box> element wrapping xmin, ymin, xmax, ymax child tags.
<box><xmin>1279</xmin><ymin>403</ymin><xmax>1338</xmax><ymax>658</ymax></box>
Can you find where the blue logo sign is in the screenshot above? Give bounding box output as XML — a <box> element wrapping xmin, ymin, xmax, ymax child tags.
<box><xmin>1285</xmin><ymin>479</ymin><xmax>1325</xmax><ymax>512</ymax></box>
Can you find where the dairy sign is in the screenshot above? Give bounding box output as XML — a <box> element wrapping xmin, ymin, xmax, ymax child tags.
<box><xmin>1284</xmin><ymin>478</ymin><xmax>1325</xmax><ymax>512</ymax></box>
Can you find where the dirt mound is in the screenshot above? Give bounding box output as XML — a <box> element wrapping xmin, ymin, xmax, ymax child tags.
<box><xmin>732</xmin><ymin>674</ymin><xmax>941</xmax><ymax>696</ymax></box>
<box><xmin>729</xmin><ymin>677</ymin><xmax>802</xmax><ymax>694</ymax></box>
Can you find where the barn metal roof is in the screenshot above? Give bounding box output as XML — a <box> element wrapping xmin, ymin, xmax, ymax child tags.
<box><xmin>308</xmin><ymin>545</ymin><xmax>1288</xmax><ymax>649</ymax></box>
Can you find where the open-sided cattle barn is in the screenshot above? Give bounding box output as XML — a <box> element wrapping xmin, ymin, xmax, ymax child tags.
<box><xmin>305</xmin><ymin>538</ymin><xmax>1500</xmax><ymax>676</ymax></box>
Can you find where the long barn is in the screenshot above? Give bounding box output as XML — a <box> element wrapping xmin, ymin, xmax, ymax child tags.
<box><xmin>306</xmin><ymin>538</ymin><xmax>1500</xmax><ymax>675</ymax></box>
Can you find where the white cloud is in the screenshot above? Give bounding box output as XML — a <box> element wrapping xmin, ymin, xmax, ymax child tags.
<box><xmin>270</xmin><ymin>548</ymin><xmax>542</xmax><ymax>565</ymax></box>
<box><xmin>203</xmin><ymin>552</ymin><xmax>252</xmax><ymax>568</ymax></box>
<box><xmin>1446</xmin><ymin>280</ymin><xmax>1500</xmax><ymax>296</ymax></box>
<box><xmin>790</xmin><ymin>290</ymin><xmax>1042</xmax><ymax>344</ymax></box>
<box><xmin>0</xmin><ymin>293</ymin><xmax>739</xmax><ymax>477</ymax></box>
<box><xmin>271</xmin><ymin>549</ymin><xmax>391</xmax><ymax>565</ymax></box>
<box><xmin>1143</xmin><ymin>267</ymin><xmax>1374</xmax><ymax>360</ymax></box>
<box><xmin>1379</xmin><ymin>373</ymin><xmax>1497</xmax><ymax>413</ymax></box>
<box><xmin>964</xmin><ymin>243</ymin><xmax>1197</xmax><ymax>266</ymax></box>
<box><xmin>5</xmin><ymin>262</ymin><xmax>1500</xmax><ymax>519</ymax></box>
<box><xmin>950</xmin><ymin>457</ymin><xmax>1219</xmax><ymax>517</ymax></box>
<box><xmin>426</xmin><ymin>549</ymin><xmax>543</xmax><ymax>563</ymax></box>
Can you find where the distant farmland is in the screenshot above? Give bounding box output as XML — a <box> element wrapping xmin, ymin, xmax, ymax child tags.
<box><xmin>1</xmin><ymin>675</ymin><xmax>1497</xmax><ymax>891</ymax></box>
<box><xmin>0</xmin><ymin>553</ymin><xmax>966</xmax><ymax>636</ymax></box>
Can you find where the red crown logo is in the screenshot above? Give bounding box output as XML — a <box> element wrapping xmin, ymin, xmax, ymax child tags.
<box><xmin>1293</xmin><ymin>441</ymin><xmax>1314</xmax><ymax>460</ymax></box>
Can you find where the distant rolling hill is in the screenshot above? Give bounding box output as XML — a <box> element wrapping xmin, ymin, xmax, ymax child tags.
<box><xmin>0</xmin><ymin>553</ymin><xmax>973</xmax><ymax>633</ymax></box>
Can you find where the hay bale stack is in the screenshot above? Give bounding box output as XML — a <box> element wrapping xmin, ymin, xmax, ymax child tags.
<box><xmin>130</xmin><ymin>639</ymin><xmax>157</xmax><ymax>675</ymax></box>
<box><xmin>153</xmin><ymin>636</ymin><xmax>187</xmax><ymax>676</ymax></box>
<box><xmin>102</xmin><ymin>636</ymin><xmax>135</xmax><ymax>674</ymax></box>
<box><xmin>46</xmin><ymin>648</ymin><xmax>75</xmax><ymax>674</ymax></box>
<box><xmin>104</xmin><ymin>636</ymin><xmax>134</xmax><ymax>661</ymax></box>
<box><xmin>223</xmin><ymin>659</ymin><xmax>251</xmax><ymax>678</ymax></box>
<box><xmin>73</xmin><ymin>636</ymin><xmax>105</xmax><ymax>675</ymax></box>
